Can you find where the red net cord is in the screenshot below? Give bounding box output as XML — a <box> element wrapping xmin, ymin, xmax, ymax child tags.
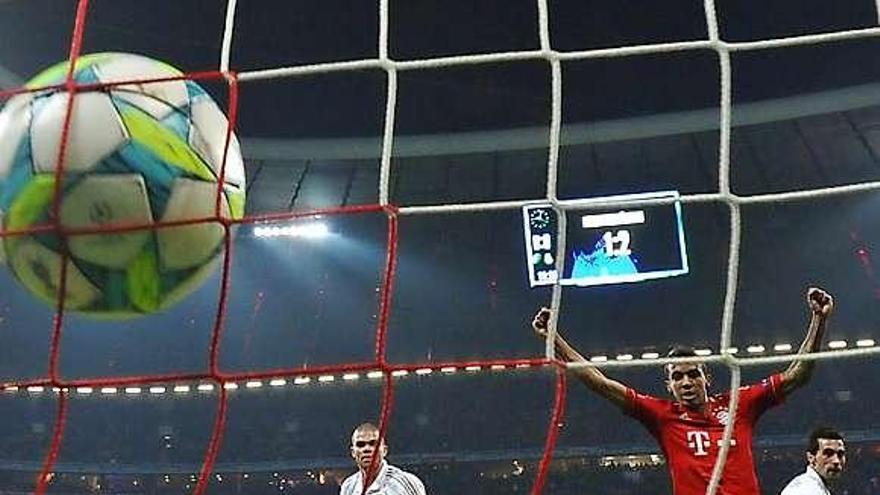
<box><xmin>361</xmin><ymin>209</ymin><xmax>400</xmax><ymax>494</ymax></box>
<box><xmin>191</xmin><ymin>66</ymin><xmax>242</xmax><ymax>494</ymax></box>
<box><xmin>35</xmin><ymin>0</ymin><xmax>91</xmax><ymax>492</ymax></box>
<box><xmin>531</xmin><ymin>364</ymin><xmax>568</xmax><ymax>494</ymax></box>
<box><xmin>194</xmin><ymin>221</ymin><xmax>235</xmax><ymax>495</ymax></box>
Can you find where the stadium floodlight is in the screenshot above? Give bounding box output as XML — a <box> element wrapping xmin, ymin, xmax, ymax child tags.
<box><xmin>253</xmin><ymin>223</ymin><xmax>329</xmax><ymax>239</ymax></box>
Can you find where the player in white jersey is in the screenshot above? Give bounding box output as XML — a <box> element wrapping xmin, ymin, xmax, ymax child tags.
<box><xmin>340</xmin><ymin>422</ymin><xmax>427</xmax><ymax>495</ymax></box>
<box><xmin>780</xmin><ymin>427</ymin><xmax>846</xmax><ymax>495</ymax></box>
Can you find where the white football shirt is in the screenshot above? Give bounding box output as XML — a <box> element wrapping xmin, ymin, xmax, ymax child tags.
<box><xmin>339</xmin><ymin>461</ymin><xmax>426</xmax><ymax>495</ymax></box>
<box><xmin>780</xmin><ymin>467</ymin><xmax>831</xmax><ymax>495</ymax></box>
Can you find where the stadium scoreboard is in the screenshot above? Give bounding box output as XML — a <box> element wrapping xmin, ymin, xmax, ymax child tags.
<box><xmin>522</xmin><ymin>191</ymin><xmax>689</xmax><ymax>287</ymax></box>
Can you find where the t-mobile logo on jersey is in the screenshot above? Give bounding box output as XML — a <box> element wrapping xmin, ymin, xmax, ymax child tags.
<box><xmin>686</xmin><ymin>431</ymin><xmax>711</xmax><ymax>456</ymax></box>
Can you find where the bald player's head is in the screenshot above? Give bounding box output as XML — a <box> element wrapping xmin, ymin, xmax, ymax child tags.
<box><xmin>350</xmin><ymin>423</ymin><xmax>388</xmax><ymax>472</ymax></box>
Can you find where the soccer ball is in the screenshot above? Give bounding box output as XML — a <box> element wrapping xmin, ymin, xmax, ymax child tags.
<box><xmin>0</xmin><ymin>53</ymin><xmax>246</xmax><ymax>319</ymax></box>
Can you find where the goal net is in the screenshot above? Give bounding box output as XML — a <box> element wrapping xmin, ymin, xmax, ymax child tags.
<box><xmin>0</xmin><ymin>0</ymin><xmax>879</xmax><ymax>494</ymax></box>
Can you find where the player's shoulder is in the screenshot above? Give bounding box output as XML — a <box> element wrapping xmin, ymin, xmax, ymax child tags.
<box><xmin>386</xmin><ymin>463</ymin><xmax>421</xmax><ymax>481</ymax></box>
<box><xmin>743</xmin><ymin>374</ymin><xmax>778</xmax><ymax>389</ymax></box>
<box><xmin>711</xmin><ymin>375</ymin><xmax>775</xmax><ymax>398</ymax></box>
<box><xmin>634</xmin><ymin>389</ymin><xmax>676</xmax><ymax>411</ymax></box>
<box><xmin>339</xmin><ymin>472</ymin><xmax>359</xmax><ymax>493</ymax></box>
<box><xmin>385</xmin><ymin>464</ymin><xmax>426</xmax><ymax>494</ymax></box>
<box><xmin>629</xmin><ymin>388</ymin><xmax>669</xmax><ymax>404</ymax></box>
<box><xmin>780</xmin><ymin>473</ymin><xmax>814</xmax><ymax>495</ymax></box>
<box><xmin>625</xmin><ymin>388</ymin><xmax>678</xmax><ymax>424</ymax></box>
<box><xmin>728</xmin><ymin>374</ymin><xmax>782</xmax><ymax>399</ymax></box>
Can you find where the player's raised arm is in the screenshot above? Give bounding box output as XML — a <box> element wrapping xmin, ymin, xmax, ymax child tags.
<box><xmin>780</xmin><ymin>287</ymin><xmax>834</xmax><ymax>395</ymax></box>
<box><xmin>532</xmin><ymin>307</ymin><xmax>629</xmax><ymax>409</ymax></box>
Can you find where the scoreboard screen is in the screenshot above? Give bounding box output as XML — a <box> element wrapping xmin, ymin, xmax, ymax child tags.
<box><xmin>522</xmin><ymin>191</ymin><xmax>689</xmax><ymax>287</ymax></box>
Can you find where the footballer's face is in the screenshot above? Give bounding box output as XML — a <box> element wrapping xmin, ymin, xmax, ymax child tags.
<box><xmin>665</xmin><ymin>363</ymin><xmax>709</xmax><ymax>409</ymax></box>
<box><xmin>808</xmin><ymin>438</ymin><xmax>846</xmax><ymax>481</ymax></box>
<box><xmin>350</xmin><ymin>428</ymin><xmax>387</xmax><ymax>473</ymax></box>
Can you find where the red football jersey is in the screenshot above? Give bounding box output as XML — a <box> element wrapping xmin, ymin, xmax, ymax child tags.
<box><xmin>625</xmin><ymin>374</ymin><xmax>784</xmax><ymax>495</ymax></box>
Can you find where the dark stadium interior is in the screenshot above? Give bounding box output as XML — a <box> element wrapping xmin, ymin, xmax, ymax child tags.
<box><xmin>1</xmin><ymin>0</ymin><xmax>880</xmax><ymax>493</ymax></box>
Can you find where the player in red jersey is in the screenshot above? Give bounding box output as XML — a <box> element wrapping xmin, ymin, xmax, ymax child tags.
<box><xmin>532</xmin><ymin>287</ymin><xmax>834</xmax><ymax>495</ymax></box>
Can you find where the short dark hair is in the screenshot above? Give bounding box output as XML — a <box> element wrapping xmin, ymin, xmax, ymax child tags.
<box><xmin>664</xmin><ymin>345</ymin><xmax>707</xmax><ymax>378</ymax></box>
<box><xmin>353</xmin><ymin>422</ymin><xmax>380</xmax><ymax>436</ymax></box>
<box><xmin>667</xmin><ymin>345</ymin><xmax>698</xmax><ymax>359</ymax></box>
<box><xmin>808</xmin><ymin>427</ymin><xmax>844</xmax><ymax>454</ymax></box>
